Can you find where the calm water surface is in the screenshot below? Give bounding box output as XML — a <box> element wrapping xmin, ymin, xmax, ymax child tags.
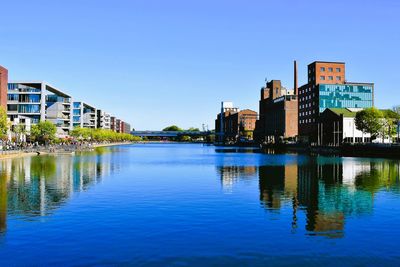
<box><xmin>0</xmin><ymin>144</ymin><xmax>399</xmax><ymax>266</ymax></box>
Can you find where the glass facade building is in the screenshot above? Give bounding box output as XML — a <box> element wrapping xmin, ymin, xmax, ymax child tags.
<box><xmin>7</xmin><ymin>82</ymin><xmax>73</xmax><ymax>137</ymax></box>
<box><xmin>319</xmin><ymin>84</ymin><xmax>373</xmax><ymax>113</ymax></box>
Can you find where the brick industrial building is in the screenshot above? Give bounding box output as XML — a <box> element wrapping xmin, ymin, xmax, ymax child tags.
<box><xmin>298</xmin><ymin>61</ymin><xmax>374</xmax><ymax>143</ymax></box>
<box><xmin>0</xmin><ymin>65</ymin><xmax>8</xmax><ymax>110</ymax></box>
<box><xmin>215</xmin><ymin>102</ymin><xmax>257</xmax><ymax>144</ymax></box>
<box><xmin>254</xmin><ymin>61</ymin><xmax>299</xmax><ymax>143</ymax></box>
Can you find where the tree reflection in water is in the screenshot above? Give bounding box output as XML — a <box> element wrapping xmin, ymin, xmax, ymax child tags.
<box><xmin>0</xmin><ymin>149</ymin><xmax>116</xmax><ymax>234</ymax></box>
<box><xmin>218</xmin><ymin>156</ymin><xmax>400</xmax><ymax>238</ymax></box>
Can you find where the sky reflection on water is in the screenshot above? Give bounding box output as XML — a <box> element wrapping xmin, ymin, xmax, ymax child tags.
<box><xmin>0</xmin><ymin>144</ymin><xmax>399</xmax><ymax>266</ymax></box>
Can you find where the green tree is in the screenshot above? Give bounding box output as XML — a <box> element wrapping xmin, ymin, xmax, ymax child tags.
<box><xmin>355</xmin><ymin>108</ymin><xmax>384</xmax><ymax>141</ymax></box>
<box><xmin>162</xmin><ymin>125</ymin><xmax>183</xmax><ymax>131</ymax></box>
<box><xmin>381</xmin><ymin>109</ymin><xmax>399</xmax><ymax>141</ymax></box>
<box><xmin>0</xmin><ymin>107</ymin><xmax>9</xmax><ymax>140</ymax></box>
<box><xmin>187</xmin><ymin>127</ymin><xmax>200</xmax><ymax>132</ymax></box>
<box><xmin>13</xmin><ymin>123</ymin><xmax>27</xmax><ymax>143</ymax></box>
<box><xmin>30</xmin><ymin>121</ymin><xmax>57</xmax><ymax>144</ymax></box>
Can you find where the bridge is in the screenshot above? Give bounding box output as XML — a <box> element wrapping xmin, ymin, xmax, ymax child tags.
<box><xmin>131</xmin><ymin>131</ymin><xmax>213</xmax><ymax>137</ymax></box>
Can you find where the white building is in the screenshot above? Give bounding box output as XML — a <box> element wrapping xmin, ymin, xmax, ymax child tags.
<box><xmin>7</xmin><ymin>81</ymin><xmax>73</xmax><ymax>138</ymax></box>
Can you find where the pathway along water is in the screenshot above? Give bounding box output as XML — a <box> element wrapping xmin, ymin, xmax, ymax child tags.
<box><xmin>0</xmin><ymin>143</ymin><xmax>399</xmax><ymax>266</ymax></box>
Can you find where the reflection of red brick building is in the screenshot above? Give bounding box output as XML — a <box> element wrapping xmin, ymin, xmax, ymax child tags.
<box><xmin>215</xmin><ymin>107</ymin><xmax>258</xmax><ymax>143</ymax></box>
<box><xmin>0</xmin><ymin>65</ymin><xmax>8</xmax><ymax>110</ymax></box>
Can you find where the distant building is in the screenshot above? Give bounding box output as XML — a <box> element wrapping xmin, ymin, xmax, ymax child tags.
<box><xmin>97</xmin><ymin>110</ymin><xmax>111</xmax><ymax>129</ymax></box>
<box><xmin>121</xmin><ymin>121</ymin><xmax>131</xmax><ymax>134</ymax></box>
<box><xmin>215</xmin><ymin>102</ymin><xmax>257</xmax><ymax>143</ymax></box>
<box><xmin>7</xmin><ymin>82</ymin><xmax>73</xmax><ymax>137</ymax></box>
<box><xmin>298</xmin><ymin>61</ymin><xmax>374</xmax><ymax>143</ymax></box>
<box><xmin>110</xmin><ymin>116</ymin><xmax>116</xmax><ymax>132</ymax></box>
<box><xmin>72</xmin><ymin>102</ymin><xmax>97</xmax><ymax>129</ymax></box>
<box><xmin>0</xmin><ymin>66</ymin><xmax>8</xmax><ymax>110</ymax></box>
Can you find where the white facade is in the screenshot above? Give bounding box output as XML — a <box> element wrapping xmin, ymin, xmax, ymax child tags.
<box><xmin>342</xmin><ymin>117</ymin><xmax>371</xmax><ymax>143</ymax></box>
<box><xmin>7</xmin><ymin>81</ymin><xmax>73</xmax><ymax>138</ymax></box>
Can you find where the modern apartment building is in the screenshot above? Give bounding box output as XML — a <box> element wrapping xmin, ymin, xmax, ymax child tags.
<box><xmin>298</xmin><ymin>61</ymin><xmax>374</xmax><ymax>143</ymax></box>
<box><xmin>116</xmin><ymin>119</ymin><xmax>121</xmax><ymax>133</ymax></box>
<box><xmin>121</xmin><ymin>121</ymin><xmax>131</xmax><ymax>134</ymax></box>
<box><xmin>72</xmin><ymin>102</ymin><xmax>97</xmax><ymax>128</ymax></box>
<box><xmin>97</xmin><ymin>109</ymin><xmax>111</xmax><ymax>129</ymax></box>
<box><xmin>7</xmin><ymin>81</ymin><xmax>73</xmax><ymax>137</ymax></box>
<box><xmin>0</xmin><ymin>66</ymin><xmax>8</xmax><ymax>110</ymax></box>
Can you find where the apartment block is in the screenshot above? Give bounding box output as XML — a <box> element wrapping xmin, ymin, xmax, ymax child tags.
<box><xmin>121</xmin><ymin>121</ymin><xmax>131</xmax><ymax>134</ymax></box>
<box><xmin>116</xmin><ymin>119</ymin><xmax>121</xmax><ymax>133</ymax></box>
<box><xmin>97</xmin><ymin>110</ymin><xmax>111</xmax><ymax>129</ymax></box>
<box><xmin>72</xmin><ymin>102</ymin><xmax>97</xmax><ymax>128</ymax></box>
<box><xmin>0</xmin><ymin>66</ymin><xmax>8</xmax><ymax>110</ymax></box>
<box><xmin>298</xmin><ymin>61</ymin><xmax>373</xmax><ymax>143</ymax></box>
<box><xmin>7</xmin><ymin>82</ymin><xmax>73</xmax><ymax>137</ymax></box>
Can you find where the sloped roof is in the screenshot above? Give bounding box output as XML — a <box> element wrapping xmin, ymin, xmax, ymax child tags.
<box><xmin>325</xmin><ymin>108</ymin><xmax>357</xmax><ymax>117</ymax></box>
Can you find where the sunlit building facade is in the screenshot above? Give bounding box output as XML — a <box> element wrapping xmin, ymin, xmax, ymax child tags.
<box><xmin>298</xmin><ymin>61</ymin><xmax>374</xmax><ymax>143</ymax></box>
<box><xmin>7</xmin><ymin>82</ymin><xmax>73</xmax><ymax>137</ymax></box>
<box><xmin>72</xmin><ymin>101</ymin><xmax>97</xmax><ymax>129</ymax></box>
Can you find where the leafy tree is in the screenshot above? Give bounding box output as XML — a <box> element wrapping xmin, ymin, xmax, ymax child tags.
<box><xmin>13</xmin><ymin>123</ymin><xmax>27</xmax><ymax>143</ymax></box>
<box><xmin>0</xmin><ymin>107</ymin><xmax>9</xmax><ymax>140</ymax></box>
<box><xmin>179</xmin><ymin>135</ymin><xmax>191</xmax><ymax>142</ymax></box>
<box><xmin>355</xmin><ymin>107</ymin><xmax>383</xmax><ymax>140</ymax></box>
<box><xmin>187</xmin><ymin>127</ymin><xmax>200</xmax><ymax>132</ymax></box>
<box><xmin>162</xmin><ymin>125</ymin><xmax>183</xmax><ymax>131</ymax></box>
<box><xmin>381</xmin><ymin>110</ymin><xmax>399</xmax><ymax>140</ymax></box>
<box><xmin>71</xmin><ymin>127</ymin><xmax>141</xmax><ymax>142</ymax></box>
<box><xmin>30</xmin><ymin>121</ymin><xmax>57</xmax><ymax>144</ymax></box>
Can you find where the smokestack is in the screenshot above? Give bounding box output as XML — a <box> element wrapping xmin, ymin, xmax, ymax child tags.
<box><xmin>294</xmin><ymin>60</ymin><xmax>298</xmax><ymax>95</ymax></box>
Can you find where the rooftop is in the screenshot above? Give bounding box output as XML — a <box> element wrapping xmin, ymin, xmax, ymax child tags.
<box><xmin>326</xmin><ymin>108</ymin><xmax>357</xmax><ymax>117</ymax></box>
<box><xmin>309</xmin><ymin>61</ymin><xmax>345</xmax><ymax>65</ymax></box>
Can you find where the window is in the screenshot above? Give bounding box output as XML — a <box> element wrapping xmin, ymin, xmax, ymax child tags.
<box><xmin>320</xmin><ymin>67</ymin><xmax>325</xmax><ymax>72</ymax></box>
<box><xmin>336</xmin><ymin>68</ymin><xmax>341</xmax><ymax>72</ymax></box>
<box><xmin>328</xmin><ymin>76</ymin><xmax>333</xmax><ymax>80</ymax></box>
<box><xmin>336</xmin><ymin>76</ymin><xmax>341</xmax><ymax>81</ymax></box>
<box><xmin>320</xmin><ymin>76</ymin><xmax>325</xmax><ymax>80</ymax></box>
<box><xmin>328</xmin><ymin>67</ymin><xmax>333</xmax><ymax>72</ymax></box>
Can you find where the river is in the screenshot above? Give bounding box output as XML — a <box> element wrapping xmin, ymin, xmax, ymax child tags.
<box><xmin>0</xmin><ymin>143</ymin><xmax>399</xmax><ymax>266</ymax></box>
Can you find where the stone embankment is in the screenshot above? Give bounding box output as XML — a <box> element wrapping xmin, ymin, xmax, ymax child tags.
<box><xmin>0</xmin><ymin>142</ymin><xmax>133</xmax><ymax>160</ymax></box>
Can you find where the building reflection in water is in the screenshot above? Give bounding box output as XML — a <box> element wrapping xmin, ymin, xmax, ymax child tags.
<box><xmin>218</xmin><ymin>166</ymin><xmax>258</xmax><ymax>193</ymax></box>
<box><xmin>260</xmin><ymin>158</ymin><xmax>400</xmax><ymax>238</ymax></box>
<box><xmin>0</xmin><ymin>148</ymin><xmax>117</xmax><ymax>233</ymax></box>
<box><xmin>218</xmin><ymin>156</ymin><xmax>400</xmax><ymax>238</ymax></box>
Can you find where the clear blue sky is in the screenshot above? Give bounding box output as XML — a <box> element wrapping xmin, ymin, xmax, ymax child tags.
<box><xmin>1</xmin><ymin>0</ymin><xmax>399</xmax><ymax>130</ymax></box>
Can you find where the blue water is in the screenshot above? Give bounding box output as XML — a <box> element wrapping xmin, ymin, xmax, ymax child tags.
<box><xmin>0</xmin><ymin>143</ymin><xmax>399</xmax><ymax>266</ymax></box>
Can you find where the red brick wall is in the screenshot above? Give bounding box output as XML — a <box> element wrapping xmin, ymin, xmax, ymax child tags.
<box><xmin>0</xmin><ymin>66</ymin><xmax>8</xmax><ymax>111</ymax></box>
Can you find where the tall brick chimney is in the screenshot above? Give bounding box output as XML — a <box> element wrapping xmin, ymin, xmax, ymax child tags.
<box><xmin>294</xmin><ymin>60</ymin><xmax>298</xmax><ymax>95</ymax></box>
<box><xmin>0</xmin><ymin>65</ymin><xmax>8</xmax><ymax>111</ymax></box>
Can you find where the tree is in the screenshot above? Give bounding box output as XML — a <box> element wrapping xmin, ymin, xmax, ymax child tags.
<box><xmin>355</xmin><ymin>107</ymin><xmax>384</xmax><ymax>141</ymax></box>
<box><xmin>162</xmin><ymin>125</ymin><xmax>183</xmax><ymax>131</ymax></box>
<box><xmin>30</xmin><ymin>121</ymin><xmax>57</xmax><ymax>144</ymax></box>
<box><xmin>70</xmin><ymin>127</ymin><xmax>141</xmax><ymax>142</ymax></box>
<box><xmin>0</xmin><ymin>107</ymin><xmax>8</xmax><ymax>140</ymax></box>
<box><xmin>187</xmin><ymin>127</ymin><xmax>200</xmax><ymax>132</ymax></box>
<box><xmin>13</xmin><ymin>123</ymin><xmax>27</xmax><ymax>143</ymax></box>
<box><xmin>382</xmin><ymin>109</ymin><xmax>400</xmax><ymax>141</ymax></box>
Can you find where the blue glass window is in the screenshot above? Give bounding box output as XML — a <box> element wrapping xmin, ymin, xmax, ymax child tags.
<box><xmin>318</xmin><ymin>84</ymin><xmax>373</xmax><ymax>113</ymax></box>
